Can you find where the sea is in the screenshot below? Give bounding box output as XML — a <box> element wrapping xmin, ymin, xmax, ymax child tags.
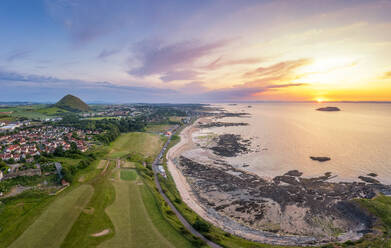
<box><xmin>200</xmin><ymin>103</ymin><xmax>391</xmax><ymax>184</ymax></box>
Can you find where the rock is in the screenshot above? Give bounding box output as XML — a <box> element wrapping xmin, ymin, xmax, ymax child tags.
<box><xmin>316</xmin><ymin>106</ymin><xmax>341</xmax><ymax>111</ymax></box>
<box><xmin>310</xmin><ymin>156</ymin><xmax>331</xmax><ymax>162</ymax></box>
<box><xmin>198</xmin><ymin>122</ymin><xmax>249</xmax><ymax>128</ymax></box>
<box><xmin>210</xmin><ymin>134</ymin><xmax>252</xmax><ymax>157</ymax></box>
<box><xmin>284</xmin><ymin>170</ymin><xmax>303</xmax><ymax>177</ymax></box>
<box><xmin>358</xmin><ymin>176</ymin><xmax>380</xmax><ymax>184</ymax></box>
<box><xmin>367</xmin><ymin>173</ymin><xmax>377</xmax><ymax>177</ymax></box>
<box><xmin>177</xmin><ymin>155</ymin><xmax>391</xmax><ymax>245</ymax></box>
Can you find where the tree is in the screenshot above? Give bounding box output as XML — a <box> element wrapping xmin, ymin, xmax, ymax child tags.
<box><xmin>54</xmin><ymin>146</ymin><xmax>64</xmax><ymax>156</ymax></box>
<box><xmin>0</xmin><ymin>161</ymin><xmax>7</xmax><ymax>170</ymax></box>
<box><xmin>61</xmin><ymin>167</ymin><xmax>73</xmax><ymax>183</ymax></box>
<box><xmin>70</xmin><ymin>142</ymin><xmax>78</xmax><ymax>153</ymax></box>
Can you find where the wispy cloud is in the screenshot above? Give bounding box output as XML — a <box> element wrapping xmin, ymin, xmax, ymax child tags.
<box><xmin>5</xmin><ymin>49</ymin><xmax>31</xmax><ymax>62</ymax></box>
<box><xmin>0</xmin><ymin>68</ymin><xmax>176</xmax><ymax>102</ymax></box>
<box><xmin>160</xmin><ymin>70</ymin><xmax>200</xmax><ymax>82</ymax></box>
<box><xmin>129</xmin><ymin>39</ymin><xmax>230</xmax><ymax>77</ymax></box>
<box><xmin>244</xmin><ymin>58</ymin><xmax>312</xmax><ymax>78</ymax></box>
<box><xmin>186</xmin><ymin>82</ymin><xmax>306</xmax><ymax>102</ymax></box>
<box><xmin>97</xmin><ymin>48</ymin><xmax>120</xmax><ymax>59</ymax></box>
<box><xmin>205</xmin><ymin>56</ymin><xmax>262</xmax><ymax>70</ymax></box>
<box><xmin>45</xmin><ymin>0</ymin><xmax>130</xmax><ymax>44</ymax></box>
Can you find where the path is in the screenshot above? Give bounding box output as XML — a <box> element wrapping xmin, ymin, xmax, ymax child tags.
<box><xmin>152</xmin><ymin>130</ymin><xmax>222</xmax><ymax>248</ymax></box>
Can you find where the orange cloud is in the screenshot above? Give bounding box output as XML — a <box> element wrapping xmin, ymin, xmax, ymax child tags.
<box><xmin>243</xmin><ymin>58</ymin><xmax>312</xmax><ymax>79</ymax></box>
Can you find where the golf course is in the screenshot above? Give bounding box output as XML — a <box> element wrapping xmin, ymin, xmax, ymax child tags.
<box><xmin>6</xmin><ymin>132</ymin><xmax>196</xmax><ymax>248</ymax></box>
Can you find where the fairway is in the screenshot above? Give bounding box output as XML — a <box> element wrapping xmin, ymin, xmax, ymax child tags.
<box><xmin>120</xmin><ymin>169</ymin><xmax>138</xmax><ymax>181</ymax></box>
<box><xmin>108</xmin><ymin>132</ymin><xmax>165</xmax><ymax>159</ymax></box>
<box><xmin>99</xmin><ymin>169</ymin><xmax>173</xmax><ymax>248</ymax></box>
<box><xmin>9</xmin><ymin>185</ymin><xmax>93</xmax><ymax>248</ymax></box>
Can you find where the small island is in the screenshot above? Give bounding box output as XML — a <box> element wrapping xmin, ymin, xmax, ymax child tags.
<box><xmin>316</xmin><ymin>106</ymin><xmax>341</xmax><ymax>111</ymax></box>
<box><xmin>310</xmin><ymin>156</ymin><xmax>331</xmax><ymax>162</ymax></box>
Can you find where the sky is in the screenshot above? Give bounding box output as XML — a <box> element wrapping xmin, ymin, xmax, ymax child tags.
<box><xmin>1</xmin><ymin>0</ymin><xmax>391</xmax><ymax>103</ymax></box>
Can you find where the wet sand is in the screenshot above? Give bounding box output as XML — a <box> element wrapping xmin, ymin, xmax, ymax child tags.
<box><xmin>166</xmin><ymin>117</ymin><xmax>388</xmax><ymax>246</ymax></box>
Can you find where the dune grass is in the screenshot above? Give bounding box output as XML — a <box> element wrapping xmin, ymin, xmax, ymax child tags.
<box><xmin>9</xmin><ymin>185</ymin><xmax>93</xmax><ymax>248</ymax></box>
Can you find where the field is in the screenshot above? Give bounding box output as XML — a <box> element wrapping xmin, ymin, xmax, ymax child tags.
<box><xmin>120</xmin><ymin>169</ymin><xmax>138</xmax><ymax>181</ymax></box>
<box><xmin>36</xmin><ymin>106</ymin><xmax>68</xmax><ymax>115</ymax></box>
<box><xmin>61</xmin><ymin>161</ymin><xmax>116</xmax><ymax>248</ymax></box>
<box><xmin>0</xmin><ymin>114</ymin><xmax>16</xmax><ymax>123</ymax></box>
<box><xmin>169</xmin><ymin>116</ymin><xmax>185</xmax><ymax>122</ymax></box>
<box><xmin>82</xmin><ymin>117</ymin><xmax>121</xmax><ymax>120</ymax></box>
<box><xmin>61</xmin><ymin>132</ymin><xmax>194</xmax><ymax>248</ymax></box>
<box><xmin>107</xmin><ymin>132</ymin><xmax>165</xmax><ymax>159</ymax></box>
<box><xmin>0</xmin><ymin>105</ymin><xmax>52</xmax><ymax>119</ymax></box>
<box><xmin>9</xmin><ymin>185</ymin><xmax>93</xmax><ymax>248</ymax></box>
<box><xmin>0</xmin><ymin>191</ymin><xmax>53</xmax><ymax>248</ymax></box>
<box><xmin>99</xmin><ymin>168</ymin><xmax>191</xmax><ymax>248</ymax></box>
<box><xmin>145</xmin><ymin>124</ymin><xmax>174</xmax><ymax>133</ymax></box>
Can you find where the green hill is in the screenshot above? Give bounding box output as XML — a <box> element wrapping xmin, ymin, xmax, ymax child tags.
<box><xmin>55</xmin><ymin>94</ymin><xmax>89</xmax><ymax>112</ymax></box>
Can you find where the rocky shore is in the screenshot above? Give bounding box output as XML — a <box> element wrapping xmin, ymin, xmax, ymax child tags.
<box><xmin>178</xmin><ymin>155</ymin><xmax>391</xmax><ymax>245</ymax></box>
<box><xmin>210</xmin><ymin>134</ymin><xmax>252</xmax><ymax>157</ymax></box>
<box><xmin>198</xmin><ymin>121</ymin><xmax>249</xmax><ymax>128</ymax></box>
<box><xmin>167</xmin><ymin>115</ymin><xmax>391</xmax><ymax>246</ymax></box>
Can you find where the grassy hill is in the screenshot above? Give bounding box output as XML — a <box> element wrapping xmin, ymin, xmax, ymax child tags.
<box><xmin>55</xmin><ymin>94</ymin><xmax>89</xmax><ymax>112</ymax></box>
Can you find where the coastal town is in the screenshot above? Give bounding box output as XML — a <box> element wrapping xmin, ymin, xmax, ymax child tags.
<box><xmin>0</xmin><ymin>126</ymin><xmax>97</xmax><ymax>163</ymax></box>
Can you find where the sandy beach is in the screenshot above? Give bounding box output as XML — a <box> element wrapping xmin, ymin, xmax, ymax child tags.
<box><xmin>166</xmin><ymin>118</ymin><xmax>220</xmax><ymax>227</ymax></box>
<box><xmin>166</xmin><ymin>118</ymin><xmax>319</xmax><ymax>245</ymax></box>
<box><xmin>165</xmin><ymin>116</ymin><xmax>387</xmax><ymax>246</ymax></box>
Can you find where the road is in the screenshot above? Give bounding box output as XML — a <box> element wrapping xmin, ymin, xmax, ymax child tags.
<box><xmin>152</xmin><ymin>132</ymin><xmax>222</xmax><ymax>248</ymax></box>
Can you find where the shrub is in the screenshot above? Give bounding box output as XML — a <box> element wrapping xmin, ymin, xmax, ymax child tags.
<box><xmin>192</xmin><ymin>218</ymin><xmax>210</xmax><ymax>233</ymax></box>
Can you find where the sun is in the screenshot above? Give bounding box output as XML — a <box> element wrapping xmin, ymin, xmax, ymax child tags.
<box><xmin>316</xmin><ymin>98</ymin><xmax>325</xmax><ymax>103</ymax></box>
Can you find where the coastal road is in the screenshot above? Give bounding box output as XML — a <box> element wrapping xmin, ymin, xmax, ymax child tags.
<box><xmin>152</xmin><ymin>130</ymin><xmax>222</xmax><ymax>248</ymax></box>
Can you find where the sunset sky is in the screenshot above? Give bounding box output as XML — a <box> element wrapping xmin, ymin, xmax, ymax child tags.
<box><xmin>1</xmin><ymin>0</ymin><xmax>391</xmax><ymax>103</ymax></box>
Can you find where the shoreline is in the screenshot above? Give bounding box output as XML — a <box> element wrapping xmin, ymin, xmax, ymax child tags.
<box><xmin>166</xmin><ymin>118</ymin><xmax>320</xmax><ymax>246</ymax></box>
<box><xmin>166</xmin><ymin>116</ymin><xmax>391</xmax><ymax>246</ymax></box>
<box><xmin>166</xmin><ymin>118</ymin><xmax>221</xmax><ymax>227</ymax></box>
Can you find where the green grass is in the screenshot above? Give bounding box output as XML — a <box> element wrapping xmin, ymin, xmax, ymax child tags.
<box><xmin>61</xmin><ymin>162</ymin><xmax>116</xmax><ymax>248</ymax></box>
<box><xmin>120</xmin><ymin>169</ymin><xmax>138</xmax><ymax>181</ymax></box>
<box><xmin>0</xmin><ymin>105</ymin><xmax>52</xmax><ymax>119</ymax></box>
<box><xmin>107</xmin><ymin>132</ymin><xmax>165</xmax><ymax>159</ymax></box>
<box><xmin>82</xmin><ymin>117</ymin><xmax>120</xmax><ymax>120</ymax></box>
<box><xmin>145</xmin><ymin>124</ymin><xmax>174</xmax><ymax>133</ymax></box>
<box><xmin>140</xmin><ymin>181</ymin><xmax>195</xmax><ymax>248</ymax></box>
<box><xmin>9</xmin><ymin>185</ymin><xmax>93</xmax><ymax>248</ymax></box>
<box><xmin>36</xmin><ymin>106</ymin><xmax>68</xmax><ymax>115</ymax></box>
<box><xmin>99</xmin><ymin>169</ymin><xmax>175</xmax><ymax>248</ymax></box>
<box><xmin>350</xmin><ymin>195</ymin><xmax>391</xmax><ymax>248</ymax></box>
<box><xmin>0</xmin><ymin>114</ymin><xmax>16</xmax><ymax>123</ymax></box>
<box><xmin>51</xmin><ymin>156</ymin><xmax>82</xmax><ymax>167</ymax></box>
<box><xmin>0</xmin><ymin>191</ymin><xmax>53</xmax><ymax>248</ymax></box>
